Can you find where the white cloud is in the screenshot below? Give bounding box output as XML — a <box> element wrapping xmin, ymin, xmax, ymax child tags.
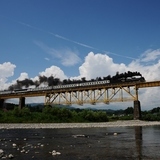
<box><xmin>17</xmin><ymin>72</ymin><xmax>29</xmax><ymax>80</ymax></box>
<box><xmin>60</xmin><ymin>49</ymin><xmax>81</xmax><ymax>66</ymax></box>
<box><xmin>39</xmin><ymin>66</ymin><xmax>67</xmax><ymax>80</ymax></box>
<box><xmin>2</xmin><ymin>49</ymin><xmax>160</xmax><ymax>110</ymax></box>
<box><xmin>128</xmin><ymin>50</ymin><xmax>160</xmax><ymax>81</ymax></box>
<box><xmin>74</xmin><ymin>50</ymin><xmax>160</xmax><ymax>110</ymax></box>
<box><xmin>0</xmin><ymin>62</ymin><xmax>16</xmax><ymax>90</ymax></box>
<box><xmin>45</xmin><ymin>57</ymin><xmax>50</xmax><ymax>61</ymax></box>
<box><xmin>79</xmin><ymin>52</ymin><xmax>127</xmax><ymax>80</ymax></box>
<box><xmin>140</xmin><ymin>49</ymin><xmax>160</xmax><ymax>62</ymax></box>
<box><xmin>35</xmin><ymin>41</ymin><xmax>81</xmax><ymax>66</ymax></box>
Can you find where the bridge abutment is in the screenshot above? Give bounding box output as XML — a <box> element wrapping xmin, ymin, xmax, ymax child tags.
<box><xmin>134</xmin><ymin>100</ymin><xmax>141</xmax><ymax>120</ymax></box>
<box><xmin>19</xmin><ymin>97</ymin><xmax>25</xmax><ymax>109</ymax></box>
<box><xmin>0</xmin><ymin>99</ymin><xmax>4</xmax><ymax>108</ymax></box>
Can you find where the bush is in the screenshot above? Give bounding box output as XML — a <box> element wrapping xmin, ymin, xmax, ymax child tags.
<box><xmin>0</xmin><ymin>106</ymin><xmax>109</xmax><ymax>123</ymax></box>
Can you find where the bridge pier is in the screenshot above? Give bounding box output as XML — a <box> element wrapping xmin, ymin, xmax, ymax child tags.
<box><xmin>19</xmin><ymin>97</ymin><xmax>25</xmax><ymax>109</ymax></box>
<box><xmin>133</xmin><ymin>100</ymin><xmax>141</xmax><ymax>120</ymax></box>
<box><xmin>0</xmin><ymin>99</ymin><xmax>4</xmax><ymax>108</ymax></box>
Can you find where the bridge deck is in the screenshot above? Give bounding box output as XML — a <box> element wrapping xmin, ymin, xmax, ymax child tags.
<box><xmin>0</xmin><ymin>80</ymin><xmax>160</xmax><ymax>100</ymax></box>
<box><xmin>135</xmin><ymin>80</ymin><xmax>160</xmax><ymax>88</ymax></box>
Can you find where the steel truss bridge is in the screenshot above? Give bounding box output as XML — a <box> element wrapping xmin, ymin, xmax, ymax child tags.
<box><xmin>0</xmin><ymin>80</ymin><xmax>160</xmax><ymax>119</ymax></box>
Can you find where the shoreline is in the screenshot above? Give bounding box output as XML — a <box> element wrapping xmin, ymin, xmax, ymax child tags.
<box><xmin>0</xmin><ymin>120</ymin><xmax>160</xmax><ymax>129</ymax></box>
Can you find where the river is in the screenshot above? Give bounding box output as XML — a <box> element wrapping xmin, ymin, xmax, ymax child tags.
<box><xmin>0</xmin><ymin>126</ymin><xmax>160</xmax><ymax>159</ymax></box>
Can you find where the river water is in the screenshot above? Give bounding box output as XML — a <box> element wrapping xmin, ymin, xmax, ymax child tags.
<box><xmin>0</xmin><ymin>126</ymin><xmax>160</xmax><ymax>160</ymax></box>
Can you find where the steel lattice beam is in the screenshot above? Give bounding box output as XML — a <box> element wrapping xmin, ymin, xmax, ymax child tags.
<box><xmin>1</xmin><ymin>80</ymin><xmax>160</xmax><ymax>106</ymax></box>
<box><xmin>44</xmin><ymin>86</ymin><xmax>138</xmax><ymax>105</ymax></box>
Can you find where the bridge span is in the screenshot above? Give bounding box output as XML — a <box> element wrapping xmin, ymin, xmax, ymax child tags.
<box><xmin>0</xmin><ymin>80</ymin><xmax>160</xmax><ymax>119</ymax></box>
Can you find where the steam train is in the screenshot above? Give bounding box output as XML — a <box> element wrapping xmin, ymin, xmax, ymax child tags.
<box><xmin>0</xmin><ymin>71</ymin><xmax>145</xmax><ymax>95</ymax></box>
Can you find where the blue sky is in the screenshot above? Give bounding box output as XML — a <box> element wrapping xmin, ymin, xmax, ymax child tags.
<box><xmin>1</xmin><ymin>0</ymin><xmax>160</xmax><ymax>110</ymax></box>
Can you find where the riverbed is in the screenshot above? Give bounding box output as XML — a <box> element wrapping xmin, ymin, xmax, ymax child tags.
<box><xmin>0</xmin><ymin>121</ymin><xmax>160</xmax><ymax>159</ymax></box>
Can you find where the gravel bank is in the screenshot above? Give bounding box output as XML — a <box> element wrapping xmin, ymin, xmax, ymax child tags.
<box><xmin>0</xmin><ymin>120</ymin><xmax>160</xmax><ymax>129</ymax></box>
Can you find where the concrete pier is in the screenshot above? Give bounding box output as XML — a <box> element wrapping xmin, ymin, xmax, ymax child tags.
<box><xmin>0</xmin><ymin>99</ymin><xmax>4</xmax><ymax>108</ymax></box>
<box><xmin>134</xmin><ymin>100</ymin><xmax>141</xmax><ymax>120</ymax></box>
<box><xmin>19</xmin><ymin>97</ymin><xmax>25</xmax><ymax>109</ymax></box>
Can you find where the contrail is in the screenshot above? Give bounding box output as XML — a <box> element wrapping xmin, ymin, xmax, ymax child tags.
<box><xmin>53</xmin><ymin>34</ymin><xmax>97</xmax><ymax>50</ymax></box>
<box><xmin>1</xmin><ymin>15</ymin><xmax>136</xmax><ymax>60</ymax></box>
<box><xmin>18</xmin><ymin>21</ymin><xmax>98</xmax><ymax>50</ymax></box>
<box><xmin>103</xmin><ymin>51</ymin><xmax>136</xmax><ymax>60</ymax></box>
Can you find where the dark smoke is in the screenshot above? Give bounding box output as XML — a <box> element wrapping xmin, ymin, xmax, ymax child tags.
<box><xmin>8</xmin><ymin>75</ymin><xmax>61</xmax><ymax>90</ymax></box>
<box><xmin>39</xmin><ymin>75</ymin><xmax>48</xmax><ymax>84</ymax></box>
<box><xmin>38</xmin><ymin>75</ymin><xmax>60</xmax><ymax>86</ymax></box>
<box><xmin>8</xmin><ymin>71</ymin><xmax>145</xmax><ymax>91</ymax></box>
<box><xmin>17</xmin><ymin>79</ymin><xmax>35</xmax><ymax>88</ymax></box>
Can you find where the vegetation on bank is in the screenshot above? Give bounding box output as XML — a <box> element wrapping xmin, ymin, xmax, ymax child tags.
<box><xmin>0</xmin><ymin>104</ymin><xmax>160</xmax><ymax>123</ymax></box>
<box><xmin>0</xmin><ymin>105</ymin><xmax>109</xmax><ymax>123</ymax></box>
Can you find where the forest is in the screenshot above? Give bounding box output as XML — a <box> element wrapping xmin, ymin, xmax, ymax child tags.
<box><xmin>0</xmin><ymin>103</ymin><xmax>160</xmax><ymax>123</ymax></box>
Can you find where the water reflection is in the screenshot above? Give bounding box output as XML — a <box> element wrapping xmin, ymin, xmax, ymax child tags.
<box><xmin>0</xmin><ymin>126</ymin><xmax>160</xmax><ymax>159</ymax></box>
<box><xmin>135</xmin><ymin>126</ymin><xmax>142</xmax><ymax>160</ymax></box>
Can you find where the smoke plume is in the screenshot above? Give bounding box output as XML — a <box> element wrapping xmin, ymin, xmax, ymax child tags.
<box><xmin>8</xmin><ymin>75</ymin><xmax>61</xmax><ymax>90</ymax></box>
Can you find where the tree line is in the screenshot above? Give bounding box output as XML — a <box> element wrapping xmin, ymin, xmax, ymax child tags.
<box><xmin>1</xmin><ymin>104</ymin><xmax>160</xmax><ymax>123</ymax></box>
<box><xmin>0</xmin><ymin>105</ymin><xmax>109</xmax><ymax>123</ymax></box>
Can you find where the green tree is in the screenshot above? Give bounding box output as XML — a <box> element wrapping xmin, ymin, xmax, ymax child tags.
<box><xmin>124</xmin><ymin>107</ymin><xmax>133</xmax><ymax>115</ymax></box>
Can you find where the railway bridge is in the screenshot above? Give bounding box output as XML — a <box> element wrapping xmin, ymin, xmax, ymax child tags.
<box><xmin>0</xmin><ymin>80</ymin><xmax>160</xmax><ymax>120</ymax></box>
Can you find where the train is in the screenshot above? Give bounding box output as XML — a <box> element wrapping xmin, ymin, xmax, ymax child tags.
<box><xmin>0</xmin><ymin>71</ymin><xmax>145</xmax><ymax>95</ymax></box>
<box><xmin>0</xmin><ymin>80</ymin><xmax>110</xmax><ymax>95</ymax></box>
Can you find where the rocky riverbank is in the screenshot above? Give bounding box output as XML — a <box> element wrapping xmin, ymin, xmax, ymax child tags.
<box><xmin>0</xmin><ymin>121</ymin><xmax>160</xmax><ymax>159</ymax></box>
<box><xmin>0</xmin><ymin>120</ymin><xmax>160</xmax><ymax>129</ymax></box>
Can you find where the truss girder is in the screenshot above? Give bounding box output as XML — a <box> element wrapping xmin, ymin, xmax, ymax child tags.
<box><xmin>45</xmin><ymin>86</ymin><xmax>137</xmax><ymax>105</ymax></box>
<box><xmin>2</xmin><ymin>80</ymin><xmax>160</xmax><ymax>105</ymax></box>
